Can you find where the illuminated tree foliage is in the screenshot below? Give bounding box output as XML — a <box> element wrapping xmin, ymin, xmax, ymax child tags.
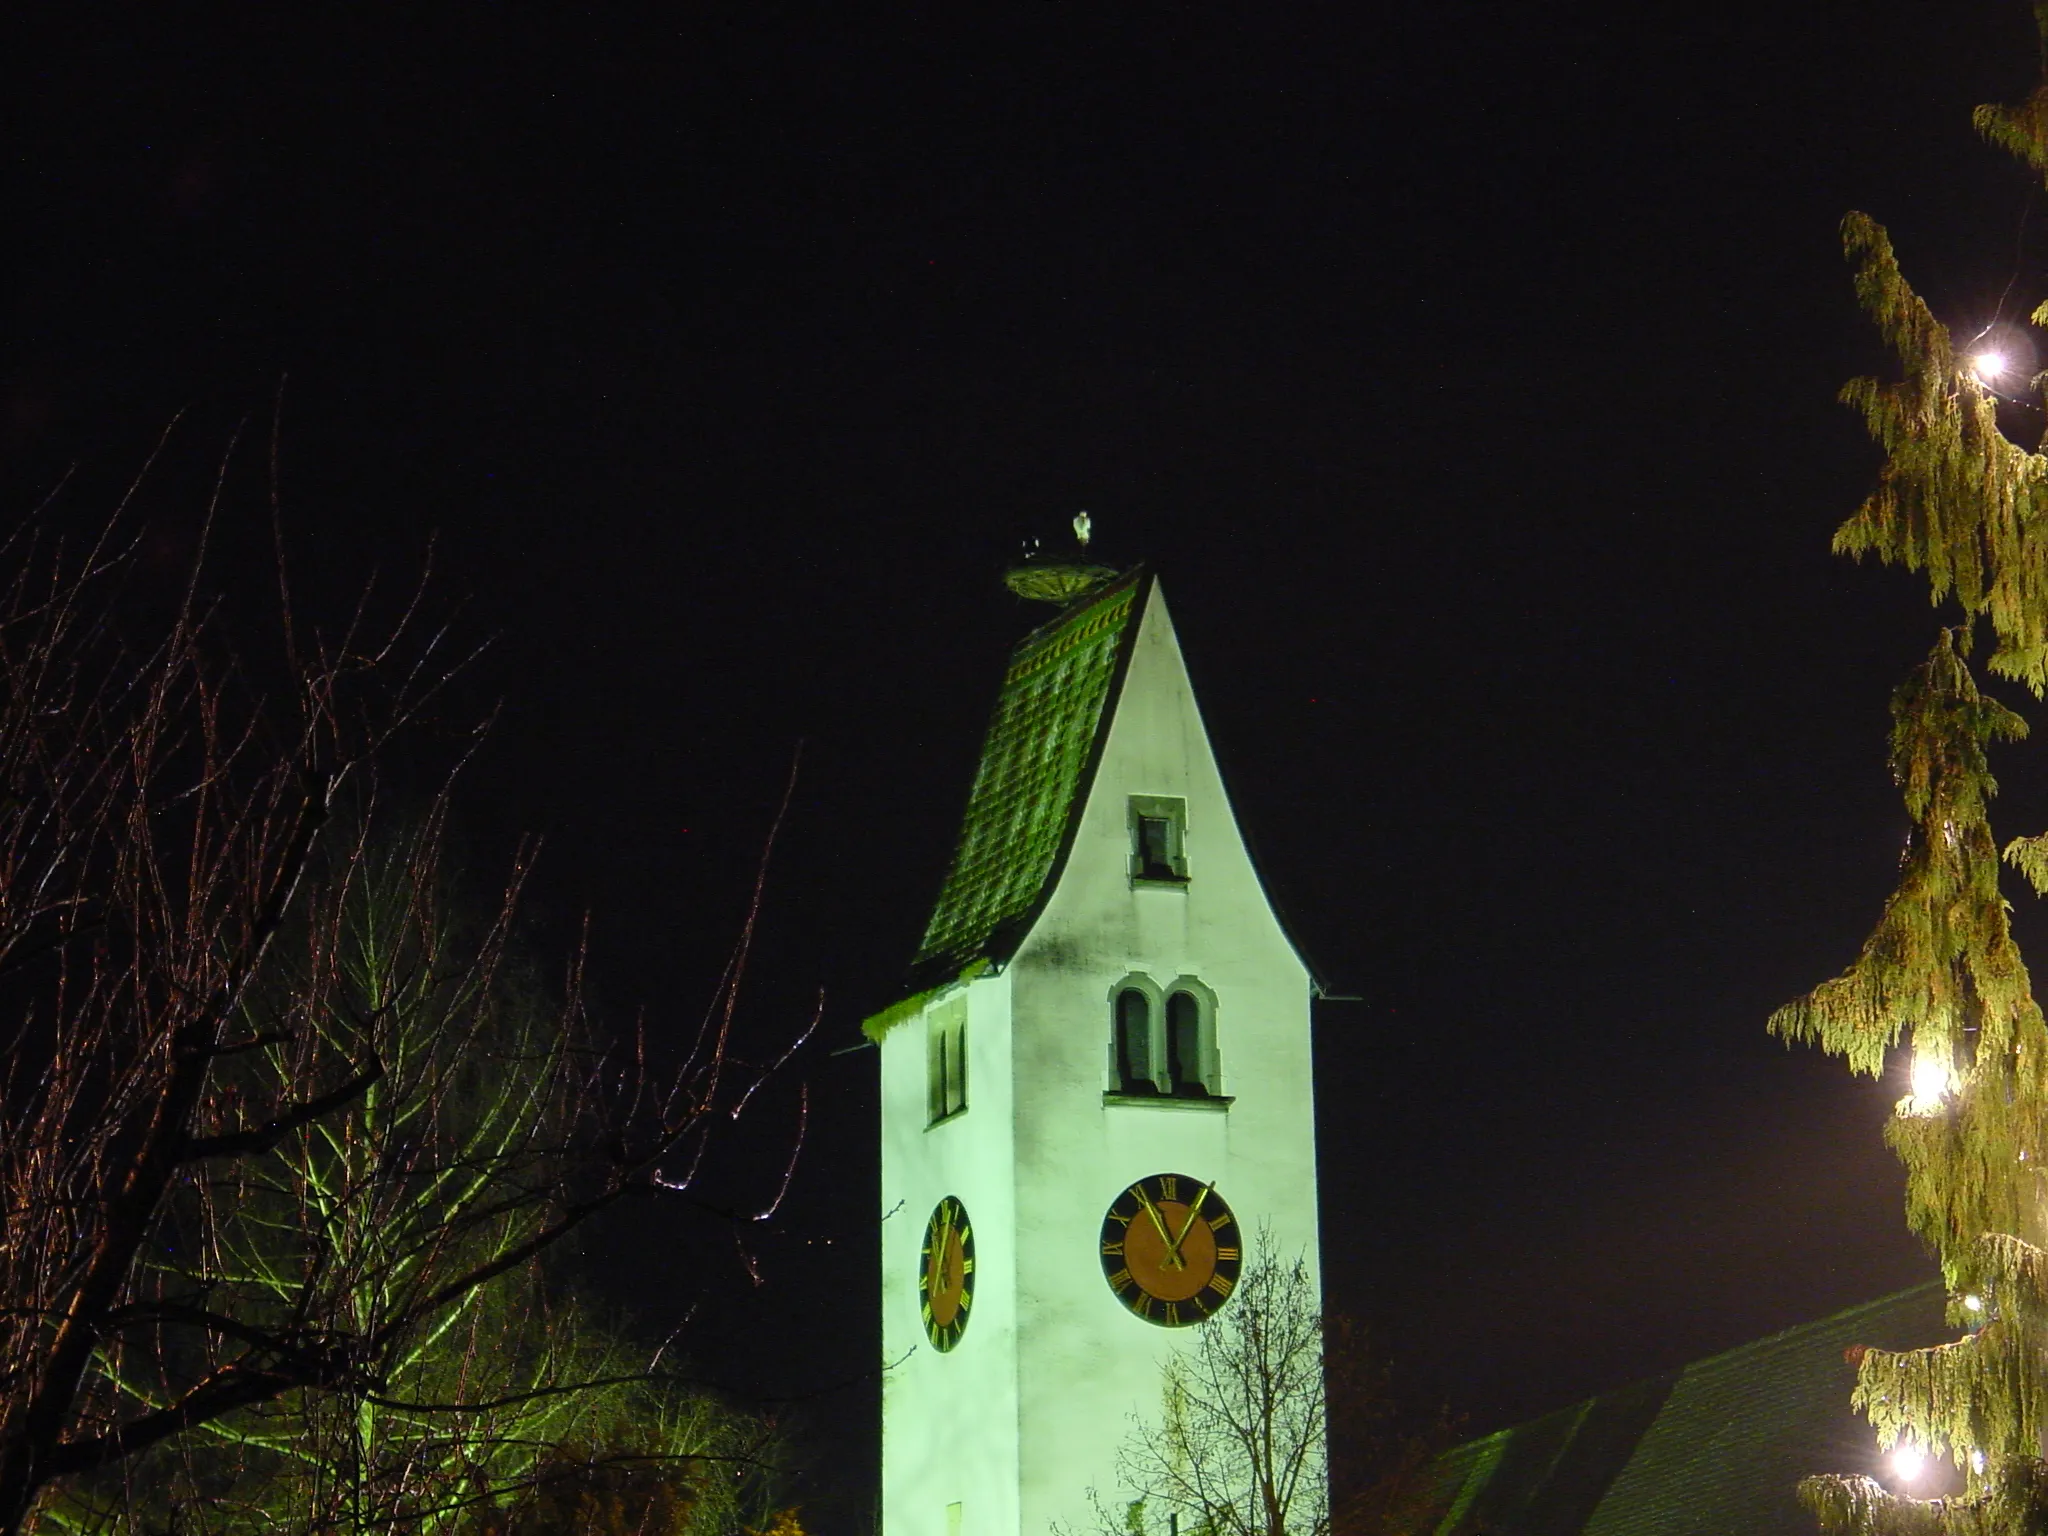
<box><xmin>1774</xmin><ymin>9</ymin><xmax>2048</xmax><ymax>1532</ymax></box>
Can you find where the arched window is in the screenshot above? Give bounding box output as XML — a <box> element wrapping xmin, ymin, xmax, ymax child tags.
<box><xmin>1166</xmin><ymin>990</ymin><xmax>1209</xmax><ymax>1097</ymax></box>
<box><xmin>1114</xmin><ymin>988</ymin><xmax>1157</xmax><ymax>1095</ymax></box>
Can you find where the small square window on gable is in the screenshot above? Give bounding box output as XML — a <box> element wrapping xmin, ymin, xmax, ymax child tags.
<box><xmin>1128</xmin><ymin>795</ymin><xmax>1189</xmax><ymax>884</ymax></box>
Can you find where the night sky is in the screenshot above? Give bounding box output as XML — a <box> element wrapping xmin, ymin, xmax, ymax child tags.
<box><xmin>10</xmin><ymin>3</ymin><xmax>2048</xmax><ymax>1524</ymax></box>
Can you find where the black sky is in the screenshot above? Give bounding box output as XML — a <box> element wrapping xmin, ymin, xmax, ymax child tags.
<box><xmin>9</xmin><ymin>2</ymin><xmax>2048</xmax><ymax>1524</ymax></box>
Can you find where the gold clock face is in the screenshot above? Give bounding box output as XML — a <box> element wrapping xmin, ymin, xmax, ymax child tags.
<box><xmin>920</xmin><ymin>1196</ymin><xmax>975</xmax><ymax>1351</ymax></box>
<box><xmin>1100</xmin><ymin>1173</ymin><xmax>1241</xmax><ymax>1327</ymax></box>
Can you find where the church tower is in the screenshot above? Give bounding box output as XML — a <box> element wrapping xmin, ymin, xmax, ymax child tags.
<box><xmin>873</xmin><ymin>559</ymin><xmax>1321</xmax><ymax>1536</ymax></box>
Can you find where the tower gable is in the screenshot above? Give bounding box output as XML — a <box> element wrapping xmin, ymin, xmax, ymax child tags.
<box><xmin>1022</xmin><ymin>577</ymin><xmax>1308</xmax><ymax>980</ymax></box>
<box><xmin>902</xmin><ymin>568</ymin><xmax>1312</xmax><ymax>1001</ymax></box>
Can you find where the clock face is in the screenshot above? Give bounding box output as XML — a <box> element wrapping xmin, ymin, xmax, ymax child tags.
<box><xmin>1100</xmin><ymin>1173</ymin><xmax>1241</xmax><ymax>1327</ymax></box>
<box><xmin>920</xmin><ymin>1196</ymin><xmax>975</xmax><ymax>1351</ymax></box>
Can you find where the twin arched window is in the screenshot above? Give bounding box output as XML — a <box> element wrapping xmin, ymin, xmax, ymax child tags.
<box><xmin>1111</xmin><ymin>979</ymin><xmax>1217</xmax><ymax>1099</ymax></box>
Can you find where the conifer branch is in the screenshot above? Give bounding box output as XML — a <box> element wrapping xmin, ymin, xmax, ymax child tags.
<box><xmin>1785</xmin><ymin>21</ymin><xmax>2048</xmax><ymax>1532</ymax></box>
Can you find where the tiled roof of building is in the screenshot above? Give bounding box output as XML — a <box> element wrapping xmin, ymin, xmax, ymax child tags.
<box><xmin>1427</xmin><ymin>1283</ymin><xmax>1949</xmax><ymax>1536</ymax></box>
<box><xmin>909</xmin><ymin>569</ymin><xmax>1146</xmax><ymax>987</ymax></box>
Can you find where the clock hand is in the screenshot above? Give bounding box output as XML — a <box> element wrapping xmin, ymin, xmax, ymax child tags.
<box><xmin>1134</xmin><ymin>1188</ymin><xmax>1181</xmax><ymax>1267</ymax></box>
<box><xmin>1165</xmin><ymin>1184</ymin><xmax>1210</xmax><ymax>1266</ymax></box>
<box><xmin>927</xmin><ymin>1207</ymin><xmax>950</xmax><ymax>1294</ymax></box>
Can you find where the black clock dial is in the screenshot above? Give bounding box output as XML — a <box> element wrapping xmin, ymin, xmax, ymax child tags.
<box><xmin>1100</xmin><ymin>1173</ymin><xmax>1241</xmax><ymax>1327</ymax></box>
<box><xmin>920</xmin><ymin>1196</ymin><xmax>975</xmax><ymax>1351</ymax></box>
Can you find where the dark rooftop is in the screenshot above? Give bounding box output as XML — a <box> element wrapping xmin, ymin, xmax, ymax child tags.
<box><xmin>1427</xmin><ymin>1282</ymin><xmax>1949</xmax><ymax>1536</ymax></box>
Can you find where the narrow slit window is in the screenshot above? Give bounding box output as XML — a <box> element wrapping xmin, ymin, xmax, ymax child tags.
<box><xmin>1128</xmin><ymin>796</ymin><xmax>1189</xmax><ymax>882</ymax></box>
<box><xmin>947</xmin><ymin>1024</ymin><xmax>966</xmax><ymax>1117</ymax></box>
<box><xmin>1114</xmin><ymin>988</ymin><xmax>1157</xmax><ymax>1095</ymax></box>
<box><xmin>928</xmin><ymin>1004</ymin><xmax>967</xmax><ymax>1123</ymax></box>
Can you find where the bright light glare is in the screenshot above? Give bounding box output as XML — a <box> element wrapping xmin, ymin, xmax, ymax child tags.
<box><xmin>1973</xmin><ymin>351</ymin><xmax>2009</xmax><ymax>381</ymax></box>
<box><xmin>1964</xmin><ymin>1293</ymin><xmax>1984</xmax><ymax>1314</ymax></box>
<box><xmin>1972</xmin><ymin>1449</ymin><xmax>1988</xmax><ymax>1474</ymax></box>
<box><xmin>1892</xmin><ymin>1444</ymin><xmax>1927</xmax><ymax>1483</ymax></box>
<box><xmin>1909</xmin><ymin>1055</ymin><xmax>1953</xmax><ymax>1109</ymax></box>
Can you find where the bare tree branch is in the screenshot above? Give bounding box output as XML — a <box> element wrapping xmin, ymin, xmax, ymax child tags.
<box><xmin>0</xmin><ymin>435</ymin><xmax>803</xmax><ymax>1535</ymax></box>
<box><xmin>174</xmin><ymin>1058</ymin><xmax>384</xmax><ymax>1161</ymax></box>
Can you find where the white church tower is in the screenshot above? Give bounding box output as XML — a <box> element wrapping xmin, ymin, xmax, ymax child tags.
<box><xmin>872</xmin><ymin>552</ymin><xmax>1322</xmax><ymax>1536</ymax></box>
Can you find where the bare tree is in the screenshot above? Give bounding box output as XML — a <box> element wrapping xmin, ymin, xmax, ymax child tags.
<box><xmin>1089</xmin><ymin>1243</ymin><xmax>1446</xmax><ymax>1536</ymax></box>
<box><xmin>1099</xmin><ymin>1243</ymin><xmax>1330</xmax><ymax>1536</ymax></box>
<box><xmin>0</xmin><ymin>446</ymin><xmax>806</xmax><ymax>1533</ymax></box>
<box><xmin>34</xmin><ymin>831</ymin><xmax>784</xmax><ymax>1535</ymax></box>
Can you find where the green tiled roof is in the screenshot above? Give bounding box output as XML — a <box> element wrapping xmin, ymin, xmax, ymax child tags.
<box><xmin>1427</xmin><ymin>1283</ymin><xmax>1949</xmax><ymax>1536</ymax></box>
<box><xmin>909</xmin><ymin>570</ymin><xmax>1146</xmax><ymax>986</ymax></box>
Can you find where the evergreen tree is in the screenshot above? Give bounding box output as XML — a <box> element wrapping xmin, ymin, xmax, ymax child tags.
<box><xmin>1775</xmin><ymin>8</ymin><xmax>2048</xmax><ymax>1531</ymax></box>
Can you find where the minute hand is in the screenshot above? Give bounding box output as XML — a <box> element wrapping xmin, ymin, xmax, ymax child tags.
<box><xmin>1165</xmin><ymin>1184</ymin><xmax>1211</xmax><ymax>1265</ymax></box>
<box><xmin>1135</xmin><ymin>1188</ymin><xmax>1179</xmax><ymax>1264</ymax></box>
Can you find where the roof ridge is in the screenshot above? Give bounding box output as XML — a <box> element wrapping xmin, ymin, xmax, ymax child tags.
<box><xmin>1670</xmin><ymin>1279</ymin><xmax>1943</xmax><ymax>1375</ymax></box>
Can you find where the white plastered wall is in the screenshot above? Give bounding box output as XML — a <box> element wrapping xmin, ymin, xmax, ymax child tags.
<box><xmin>881</xmin><ymin>970</ymin><xmax>1022</xmax><ymax>1536</ymax></box>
